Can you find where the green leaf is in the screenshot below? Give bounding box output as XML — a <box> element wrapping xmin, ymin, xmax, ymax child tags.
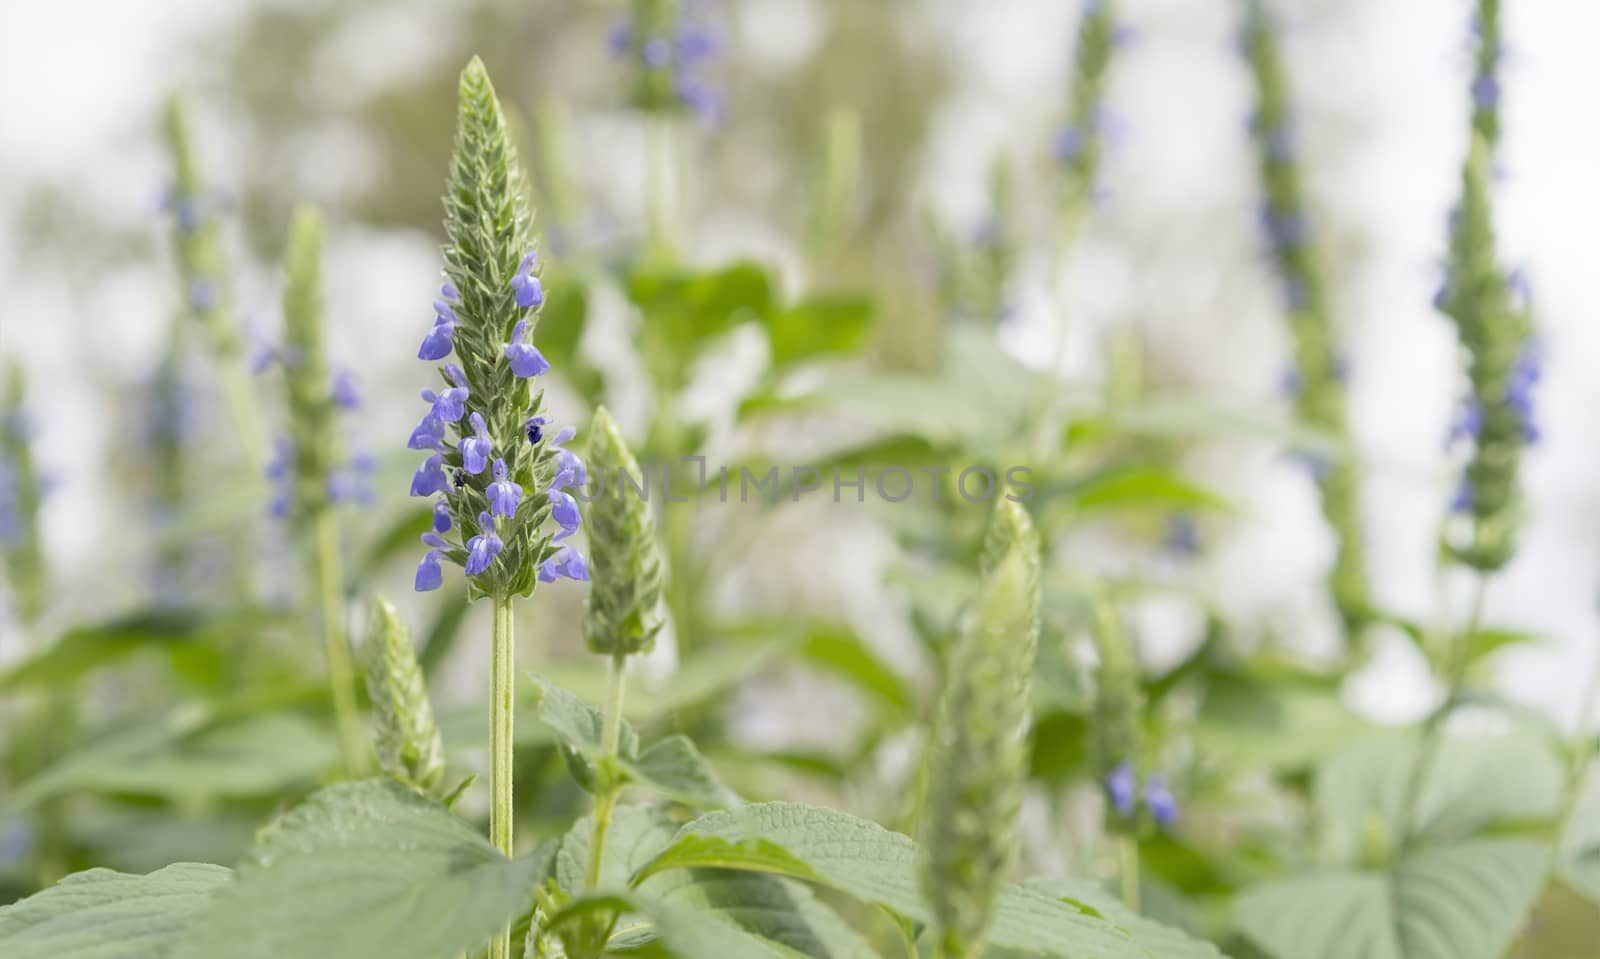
<box><xmin>530</xmin><ymin>673</ymin><xmax>641</xmax><ymax>758</ymax></box>
<box><xmin>637</xmin><ymin>803</ymin><xmax>1148</xmax><ymax>958</ymax></box>
<box><xmin>1022</xmin><ymin>879</ymin><xmax>1230</xmax><ymax>959</ymax></box>
<box><xmin>552</xmin><ymin>891</ymin><xmax>792</xmax><ymax>958</ymax></box>
<box><xmin>762</xmin><ymin>295</ymin><xmax>874</xmax><ymax>367</ymax></box>
<box><xmin>1073</xmin><ymin>394</ymin><xmax>1342</xmax><ymax>457</ymax></box>
<box><xmin>557</xmin><ymin>805</ymin><xmax>680</xmax><ymax>893</ymax></box>
<box><xmin>1560</xmin><ymin>763</ymin><xmax>1600</xmax><ymax>902</ymax></box>
<box><xmin>629</xmin><ymin>735</ymin><xmax>742</xmax><ymax>808</ymax></box>
<box><xmin>9</xmin><ymin>710</ymin><xmax>337</xmax><ymax>810</ymax></box>
<box><xmin>1064</xmin><ymin>466</ymin><xmax>1234</xmax><ymax>514</ymax></box>
<box><xmin>0</xmin><ymin>607</ymin><xmax>285</xmax><ymax>692</ymax></box>
<box><xmin>0</xmin><ymin>862</ymin><xmax>230</xmax><ymax>959</ymax></box>
<box><xmin>628</xmin><ymin>261</ymin><xmax>774</xmax><ymax>387</ymax></box>
<box><xmin>1315</xmin><ymin>731</ymin><xmax>1562</xmax><ymax>850</ymax></box>
<box><xmin>794</xmin><ymin>625</ymin><xmax>914</xmax><ymax>717</ymax></box>
<box><xmin>1235</xmin><ymin>839</ymin><xmax>1550</xmax><ymax>959</ymax></box>
<box><xmin>645</xmin><ymin>869</ymin><xmax>881</xmax><ymax>959</ymax></box>
<box><xmin>175</xmin><ymin>780</ymin><xmax>544</xmax><ymax>959</ymax></box>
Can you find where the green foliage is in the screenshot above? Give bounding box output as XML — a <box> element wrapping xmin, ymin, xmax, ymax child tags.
<box><xmin>278</xmin><ymin>205</ymin><xmax>341</xmax><ymax>521</ymax></box>
<box><xmin>0</xmin><ymin>362</ymin><xmax>46</xmax><ymax>625</ymax></box>
<box><xmin>0</xmin><ymin>862</ymin><xmax>230</xmax><ymax>959</ymax></box>
<box><xmin>174</xmin><ymin>780</ymin><xmax>546</xmax><ymax>959</ymax></box>
<box><xmin>365</xmin><ymin>596</ymin><xmax>446</xmax><ymax>793</ymax></box>
<box><xmin>583</xmin><ymin>407</ymin><xmax>667</xmax><ymax>656</ymax></box>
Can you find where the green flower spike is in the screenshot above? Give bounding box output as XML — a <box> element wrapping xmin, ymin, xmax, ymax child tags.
<box><xmin>921</xmin><ymin>497</ymin><xmax>1041</xmax><ymax>959</ymax></box>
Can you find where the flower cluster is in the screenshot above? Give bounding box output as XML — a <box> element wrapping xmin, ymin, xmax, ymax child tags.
<box><xmin>1054</xmin><ymin>0</ymin><xmax>1127</xmax><ymax>212</ymax></box>
<box><xmin>607</xmin><ymin>0</ymin><xmax>724</xmax><ymax>123</ymax></box>
<box><xmin>262</xmin><ymin>208</ymin><xmax>374</xmax><ymax>520</ymax></box>
<box><xmin>1240</xmin><ymin>0</ymin><xmax>1369</xmax><ymax>632</ymax></box>
<box><xmin>1436</xmin><ymin>0</ymin><xmax>1534</xmax><ymax>571</ymax></box>
<box><xmin>162</xmin><ymin>92</ymin><xmax>240</xmax><ymax>356</ymax></box>
<box><xmin>408</xmin><ymin>59</ymin><xmax>587</xmax><ymax>600</ymax></box>
<box><xmin>1104</xmin><ymin>761</ymin><xmax>1179</xmax><ymax>829</ymax></box>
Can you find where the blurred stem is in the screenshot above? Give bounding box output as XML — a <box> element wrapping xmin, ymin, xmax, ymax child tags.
<box><xmin>489</xmin><ymin>595</ymin><xmax>516</xmax><ymax>959</ymax></box>
<box><xmin>586</xmin><ymin>652</ymin><xmax>630</xmax><ymax>892</ymax></box>
<box><xmin>646</xmin><ymin>115</ymin><xmax>679</xmax><ymax>262</ymax></box>
<box><xmin>222</xmin><ymin>355</ymin><xmax>267</xmax><ymax>599</ymax></box>
<box><xmin>315</xmin><ymin>509</ymin><xmax>365</xmax><ymax>776</ymax></box>
<box><xmin>1025</xmin><ymin>203</ymin><xmax>1090</xmax><ymax>460</ymax></box>
<box><xmin>1399</xmin><ymin>571</ymin><xmax>1488</xmax><ymax>847</ymax></box>
<box><xmin>1118</xmin><ymin>835</ymin><xmax>1140</xmax><ymax>914</ymax></box>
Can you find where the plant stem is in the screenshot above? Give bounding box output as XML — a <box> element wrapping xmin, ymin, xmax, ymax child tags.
<box><xmin>314</xmin><ymin>509</ymin><xmax>364</xmax><ymax>775</ymax></box>
<box><xmin>585</xmin><ymin>652</ymin><xmax>630</xmax><ymax>892</ymax></box>
<box><xmin>1118</xmin><ymin>835</ymin><xmax>1141</xmax><ymax>914</ymax></box>
<box><xmin>220</xmin><ymin>354</ymin><xmax>269</xmax><ymax>476</ymax></box>
<box><xmin>490</xmin><ymin>595</ymin><xmax>517</xmax><ymax>959</ymax></box>
<box><xmin>1399</xmin><ymin>572</ymin><xmax>1488</xmax><ymax>847</ymax></box>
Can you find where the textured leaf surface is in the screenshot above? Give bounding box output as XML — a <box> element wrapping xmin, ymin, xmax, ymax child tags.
<box><xmin>646</xmin><ymin>802</ymin><xmax>1148</xmax><ymax>958</ymax></box>
<box><xmin>175</xmin><ymin>780</ymin><xmax>543</xmax><ymax>959</ymax></box>
<box><xmin>1023</xmin><ymin>879</ymin><xmax>1229</xmax><ymax>959</ymax></box>
<box><xmin>628</xmin><ymin>735</ymin><xmax>741</xmax><ymax>808</ymax></box>
<box><xmin>554</xmin><ymin>891</ymin><xmax>793</xmax><ymax>958</ymax></box>
<box><xmin>0</xmin><ymin>862</ymin><xmax>229</xmax><ymax>959</ymax></box>
<box><xmin>1236</xmin><ymin>839</ymin><xmax>1550</xmax><ymax>959</ymax></box>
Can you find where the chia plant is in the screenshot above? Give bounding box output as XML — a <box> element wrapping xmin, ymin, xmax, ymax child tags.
<box><xmin>606</xmin><ymin>0</ymin><xmax>724</xmax><ymax>122</ymax></box>
<box><xmin>920</xmin><ymin>498</ymin><xmax>1040</xmax><ymax>959</ymax></box>
<box><xmin>1054</xmin><ymin>0</ymin><xmax>1124</xmax><ymax>227</ymax></box>
<box><xmin>266</xmin><ymin>205</ymin><xmax>370</xmax><ymax>774</ymax></box>
<box><xmin>1437</xmin><ymin>0</ymin><xmax>1533</xmax><ymax>572</ymax></box>
<box><xmin>0</xmin><ymin>362</ymin><xmax>47</xmax><ymax>627</ymax></box>
<box><xmin>161</xmin><ymin>91</ymin><xmax>270</xmax><ymax>474</ymax></box>
<box><xmin>404</xmin><ymin>56</ymin><xmax>589</xmax><ymax>959</ymax></box>
<box><xmin>1240</xmin><ymin>0</ymin><xmax>1371</xmax><ymax>635</ymax></box>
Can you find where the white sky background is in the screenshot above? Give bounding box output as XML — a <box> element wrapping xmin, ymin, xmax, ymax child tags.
<box><xmin>1</xmin><ymin>0</ymin><xmax>1597</xmax><ymax>728</ymax></box>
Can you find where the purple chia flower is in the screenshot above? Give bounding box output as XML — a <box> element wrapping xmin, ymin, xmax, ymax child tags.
<box><xmin>525</xmin><ymin>416</ymin><xmax>546</xmax><ymax>446</ymax></box>
<box><xmin>465</xmin><ymin>511</ymin><xmax>504</xmax><ymax>576</ymax></box>
<box><xmin>1053</xmin><ymin>126</ymin><xmax>1083</xmax><ymax>163</ymax></box>
<box><xmin>1448</xmin><ymin>399</ymin><xmax>1484</xmax><ymax>447</ymax></box>
<box><xmin>418</xmin><ymin>300</ymin><xmax>458</xmax><ymax>360</ymax></box>
<box><xmin>511</xmin><ymin>252</ymin><xmax>544</xmax><ymax>309</ymax></box>
<box><xmin>414</xmin><ymin>549</ymin><xmax>443</xmax><ymax>591</ymax></box>
<box><xmin>1145</xmin><ymin>774</ymin><xmax>1178</xmax><ymax>827</ymax></box>
<box><xmin>407</xmin><ymin>413</ymin><xmax>445</xmax><ymax>451</ymax></box>
<box><xmin>550</xmin><ymin>448</ymin><xmax>586</xmax><ymax>491</ymax></box>
<box><xmin>410</xmin><ymin>453</ymin><xmax>450</xmax><ymax>497</ymax></box>
<box><xmin>1451</xmin><ymin>476</ymin><xmax>1475</xmax><ymax>513</ymax></box>
<box><xmin>1105</xmin><ymin>761</ymin><xmax>1137</xmax><ymax>818</ymax></box>
<box><xmin>549</xmin><ymin>489</ymin><xmax>581</xmax><ymax>540</ymax></box>
<box><xmin>331</xmin><ymin>369</ymin><xmax>361</xmax><ymax>410</ymax></box>
<box><xmin>1472</xmin><ymin>73</ymin><xmax>1500</xmax><ymax>110</ymax></box>
<box><xmin>607</xmin><ymin>17</ymin><xmax>634</xmax><ymax>57</ymax></box>
<box><xmin>432</xmin><ymin>499</ymin><xmax>453</xmax><ymax>533</ymax></box>
<box><xmin>643</xmin><ymin>37</ymin><xmax>672</xmax><ymax>68</ymax></box>
<box><xmin>189</xmin><ymin>278</ymin><xmax>217</xmax><ymax>313</ymax></box>
<box><xmin>539</xmin><ymin>544</ymin><xmax>590</xmax><ymax>583</ymax></box>
<box><xmin>504</xmin><ymin>320</ymin><xmax>550</xmax><ymax>378</ymax></box>
<box><xmin>488</xmin><ymin>458</ymin><xmax>522</xmax><ymax>518</ymax></box>
<box><xmin>461</xmin><ymin>412</ymin><xmax>493</xmax><ymax>475</ymax></box>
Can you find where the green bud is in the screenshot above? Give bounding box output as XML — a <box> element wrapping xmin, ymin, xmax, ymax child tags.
<box><xmin>921</xmin><ymin>499</ymin><xmax>1041</xmax><ymax>959</ymax></box>
<box><xmin>365</xmin><ymin>596</ymin><xmax>446</xmax><ymax>792</ymax></box>
<box><xmin>581</xmin><ymin>407</ymin><xmax>666</xmax><ymax>657</ymax></box>
<box><xmin>1090</xmin><ymin>592</ymin><xmax>1143</xmax><ymax>833</ymax></box>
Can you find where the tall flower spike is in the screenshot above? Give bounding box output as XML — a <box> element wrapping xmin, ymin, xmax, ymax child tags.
<box><xmin>580</xmin><ymin>407</ymin><xmax>663</xmax><ymax>654</ymax></box>
<box><xmin>1090</xmin><ymin>590</ymin><xmax>1145</xmax><ymax>836</ymax></box>
<box><xmin>365</xmin><ymin>597</ymin><xmax>447</xmax><ymax>793</ymax></box>
<box><xmin>920</xmin><ymin>498</ymin><xmax>1040</xmax><ymax>959</ymax></box>
<box><xmin>1438</xmin><ymin>0</ymin><xmax>1532</xmax><ymax>572</ymax></box>
<box><xmin>611</xmin><ymin>0</ymin><xmax>725</xmax><ymax>121</ymax></box>
<box><xmin>1241</xmin><ymin>0</ymin><xmax>1370</xmax><ymax>633</ymax></box>
<box><xmin>1057</xmin><ymin>0</ymin><xmax>1122</xmax><ymax>214</ymax></box>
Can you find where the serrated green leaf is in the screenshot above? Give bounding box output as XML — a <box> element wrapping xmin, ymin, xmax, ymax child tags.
<box><xmin>0</xmin><ymin>862</ymin><xmax>230</xmax><ymax>959</ymax></box>
<box><xmin>639</xmin><ymin>802</ymin><xmax>1149</xmax><ymax>958</ymax></box>
<box><xmin>175</xmin><ymin>780</ymin><xmax>543</xmax><ymax>959</ymax></box>
<box><xmin>530</xmin><ymin>673</ymin><xmax>641</xmax><ymax>758</ymax></box>
<box><xmin>629</xmin><ymin>735</ymin><xmax>741</xmax><ymax>808</ymax></box>
<box><xmin>646</xmin><ymin>869</ymin><xmax>880</xmax><ymax>959</ymax></box>
<box><xmin>1560</xmin><ymin>763</ymin><xmax>1600</xmax><ymax>902</ymax></box>
<box><xmin>1236</xmin><ymin>839</ymin><xmax>1550</xmax><ymax>959</ymax></box>
<box><xmin>557</xmin><ymin>806</ymin><xmax>680</xmax><ymax>893</ymax></box>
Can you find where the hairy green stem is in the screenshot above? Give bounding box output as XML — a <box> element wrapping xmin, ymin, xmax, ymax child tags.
<box><xmin>490</xmin><ymin>595</ymin><xmax>516</xmax><ymax>959</ymax></box>
<box><xmin>586</xmin><ymin>653</ymin><xmax>630</xmax><ymax>892</ymax></box>
<box><xmin>1118</xmin><ymin>836</ymin><xmax>1140</xmax><ymax>914</ymax></box>
<box><xmin>315</xmin><ymin>510</ymin><xmax>365</xmax><ymax>775</ymax></box>
<box><xmin>1399</xmin><ymin>573</ymin><xmax>1488</xmax><ymax>846</ymax></box>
